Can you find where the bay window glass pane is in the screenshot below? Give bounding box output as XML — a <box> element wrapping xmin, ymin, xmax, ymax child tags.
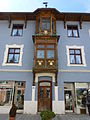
<box><xmin>47</xmin><ymin>21</ymin><xmax>50</xmax><ymax>30</ymax></box>
<box><xmin>37</xmin><ymin>45</ymin><xmax>45</xmax><ymax>48</ymax></box>
<box><xmin>47</xmin><ymin>45</ymin><xmax>54</xmax><ymax>49</ymax></box>
<box><xmin>68</xmin><ymin>30</ymin><xmax>72</xmax><ymax>36</ymax></box>
<box><xmin>73</xmin><ymin>30</ymin><xmax>78</xmax><ymax>37</ymax></box>
<box><xmin>47</xmin><ymin>50</ymin><xmax>54</xmax><ymax>59</ymax></box>
<box><xmin>42</xmin><ymin>20</ymin><xmax>46</xmax><ymax>30</ymax></box>
<box><xmin>76</xmin><ymin>55</ymin><xmax>81</xmax><ymax>64</ymax></box>
<box><xmin>8</xmin><ymin>54</ymin><xmax>14</xmax><ymax>63</ymax></box>
<box><xmin>37</xmin><ymin>50</ymin><xmax>44</xmax><ymax>58</ymax></box>
<box><xmin>70</xmin><ymin>55</ymin><xmax>75</xmax><ymax>64</ymax></box>
<box><xmin>14</xmin><ymin>54</ymin><xmax>20</xmax><ymax>63</ymax></box>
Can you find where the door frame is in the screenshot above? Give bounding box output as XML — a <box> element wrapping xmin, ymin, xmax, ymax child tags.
<box><xmin>38</xmin><ymin>80</ymin><xmax>52</xmax><ymax>112</ymax></box>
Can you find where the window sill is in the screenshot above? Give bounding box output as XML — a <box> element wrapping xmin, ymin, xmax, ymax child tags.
<box><xmin>2</xmin><ymin>63</ymin><xmax>22</xmax><ymax>66</ymax></box>
<box><xmin>67</xmin><ymin>64</ymin><xmax>86</xmax><ymax>67</ymax></box>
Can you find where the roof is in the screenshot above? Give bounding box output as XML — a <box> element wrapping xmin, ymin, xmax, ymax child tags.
<box><xmin>0</xmin><ymin>8</ymin><xmax>90</xmax><ymax>21</ymax></box>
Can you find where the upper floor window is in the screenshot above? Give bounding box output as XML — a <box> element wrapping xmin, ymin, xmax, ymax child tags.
<box><xmin>69</xmin><ymin>49</ymin><xmax>82</xmax><ymax>64</ymax></box>
<box><xmin>2</xmin><ymin>44</ymin><xmax>24</xmax><ymax>66</ymax></box>
<box><xmin>67</xmin><ymin>25</ymin><xmax>79</xmax><ymax>37</ymax></box>
<box><xmin>66</xmin><ymin>46</ymin><xmax>86</xmax><ymax>66</ymax></box>
<box><xmin>7</xmin><ymin>48</ymin><xmax>20</xmax><ymax>63</ymax></box>
<box><xmin>11</xmin><ymin>24</ymin><xmax>23</xmax><ymax>36</ymax></box>
<box><xmin>42</xmin><ymin>18</ymin><xmax>50</xmax><ymax>31</ymax></box>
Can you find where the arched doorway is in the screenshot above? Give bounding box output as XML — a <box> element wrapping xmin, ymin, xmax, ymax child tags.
<box><xmin>38</xmin><ymin>81</ymin><xmax>52</xmax><ymax>112</ymax></box>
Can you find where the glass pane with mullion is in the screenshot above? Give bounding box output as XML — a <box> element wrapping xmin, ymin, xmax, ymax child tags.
<box><xmin>76</xmin><ymin>55</ymin><xmax>82</xmax><ymax>64</ymax></box>
<box><xmin>46</xmin><ymin>21</ymin><xmax>50</xmax><ymax>30</ymax></box>
<box><xmin>75</xmin><ymin>49</ymin><xmax>80</xmax><ymax>54</ymax></box>
<box><xmin>14</xmin><ymin>54</ymin><xmax>20</xmax><ymax>63</ymax></box>
<box><xmin>9</xmin><ymin>48</ymin><xmax>14</xmax><ymax>53</ymax></box>
<box><xmin>69</xmin><ymin>49</ymin><xmax>74</xmax><ymax>54</ymax></box>
<box><xmin>68</xmin><ymin>30</ymin><xmax>72</xmax><ymax>37</ymax></box>
<box><xmin>12</xmin><ymin>29</ymin><xmax>18</xmax><ymax>36</ymax></box>
<box><xmin>47</xmin><ymin>45</ymin><xmax>54</xmax><ymax>49</ymax></box>
<box><xmin>37</xmin><ymin>45</ymin><xmax>45</xmax><ymax>49</ymax></box>
<box><xmin>17</xmin><ymin>29</ymin><xmax>23</xmax><ymax>36</ymax></box>
<box><xmin>42</xmin><ymin>21</ymin><xmax>46</xmax><ymax>30</ymax></box>
<box><xmin>73</xmin><ymin>29</ymin><xmax>78</xmax><ymax>37</ymax></box>
<box><xmin>47</xmin><ymin>50</ymin><xmax>54</xmax><ymax>59</ymax></box>
<box><xmin>15</xmin><ymin>48</ymin><xmax>20</xmax><ymax>53</ymax></box>
<box><xmin>70</xmin><ymin>55</ymin><xmax>75</xmax><ymax>64</ymax></box>
<box><xmin>8</xmin><ymin>54</ymin><xmax>14</xmax><ymax>63</ymax></box>
<box><xmin>37</xmin><ymin>50</ymin><xmax>44</xmax><ymax>58</ymax></box>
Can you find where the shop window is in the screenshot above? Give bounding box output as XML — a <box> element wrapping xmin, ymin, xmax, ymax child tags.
<box><xmin>11</xmin><ymin>24</ymin><xmax>23</xmax><ymax>36</ymax></box>
<box><xmin>0</xmin><ymin>81</ymin><xmax>14</xmax><ymax>106</ymax></box>
<box><xmin>0</xmin><ymin>81</ymin><xmax>25</xmax><ymax>110</ymax></box>
<box><xmin>67</xmin><ymin>25</ymin><xmax>79</xmax><ymax>37</ymax></box>
<box><xmin>75</xmin><ymin>83</ymin><xmax>89</xmax><ymax>108</ymax></box>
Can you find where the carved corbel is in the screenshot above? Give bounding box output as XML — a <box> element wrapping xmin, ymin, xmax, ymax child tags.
<box><xmin>24</xmin><ymin>15</ymin><xmax>27</xmax><ymax>28</ymax></box>
<box><xmin>8</xmin><ymin>15</ymin><xmax>11</xmax><ymax>28</ymax></box>
<box><xmin>79</xmin><ymin>16</ymin><xmax>83</xmax><ymax>29</ymax></box>
<box><xmin>64</xmin><ymin>15</ymin><xmax>66</xmax><ymax>29</ymax></box>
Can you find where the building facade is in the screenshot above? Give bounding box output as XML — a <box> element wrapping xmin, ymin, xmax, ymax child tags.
<box><xmin>0</xmin><ymin>8</ymin><xmax>90</xmax><ymax>114</ymax></box>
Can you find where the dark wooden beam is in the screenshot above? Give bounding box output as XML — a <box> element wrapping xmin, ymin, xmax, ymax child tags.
<box><xmin>24</xmin><ymin>15</ymin><xmax>27</xmax><ymax>28</ymax></box>
<box><xmin>64</xmin><ymin>15</ymin><xmax>66</xmax><ymax>29</ymax></box>
<box><xmin>8</xmin><ymin>15</ymin><xmax>11</xmax><ymax>28</ymax></box>
<box><xmin>79</xmin><ymin>16</ymin><xmax>83</xmax><ymax>29</ymax></box>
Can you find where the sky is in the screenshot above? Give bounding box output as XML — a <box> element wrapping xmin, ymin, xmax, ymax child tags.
<box><xmin>0</xmin><ymin>0</ymin><xmax>90</xmax><ymax>13</ymax></box>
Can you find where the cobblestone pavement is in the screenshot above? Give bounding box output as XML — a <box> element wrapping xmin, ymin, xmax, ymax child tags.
<box><xmin>0</xmin><ymin>114</ymin><xmax>90</xmax><ymax>120</ymax></box>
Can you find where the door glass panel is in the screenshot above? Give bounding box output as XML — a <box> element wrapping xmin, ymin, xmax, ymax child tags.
<box><xmin>40</xmin><ymin>82</ymin><xmax>50</xmax><ymax>86</ymax></box>
<box><xmin>65</xmin><ymin>91</ymin><xmax>73</xmax><ymax>110</ymax></box>
<box><xmin>46</xmin><ymin>88</ymin><xmax>50</xmax><ymax>98</ymax></box>
<box><xmin>40</xmin><ymin>88</ymin><xmax>44</xmax><ymax>99</ymax></box>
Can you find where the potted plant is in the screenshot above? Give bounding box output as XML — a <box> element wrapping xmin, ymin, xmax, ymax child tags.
<box><xmin>40</xmin><ymin>110</ymin><xmax>56</xmax><ymax>120</ymax></box>
<box><xmin>9</xmin><ymin>104</ymin><xmax>17</xmax><ymax>120</ymax></box>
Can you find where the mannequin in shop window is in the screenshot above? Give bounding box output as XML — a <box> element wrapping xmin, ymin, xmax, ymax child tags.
<box><xmin>86</xmin><ymin>90</ymin><xmax>90</xmax><ymax>115</ymax></box>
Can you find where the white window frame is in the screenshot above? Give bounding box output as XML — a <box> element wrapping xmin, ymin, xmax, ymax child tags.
<box><xmin>66</xmin><ymin>45</ymin><xmax>86</xmax><ymax>66</ymax></box>
<box><xmin>2</xmin><ymin>44</ymin><xmax>24</xmax><ymax>66</ymax></box>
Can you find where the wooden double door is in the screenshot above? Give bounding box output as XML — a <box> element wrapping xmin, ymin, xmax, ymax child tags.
<box><xmin>38</xmin><ymin>81</ymin><xmax>52</xmax><ymax>112</ymax></box>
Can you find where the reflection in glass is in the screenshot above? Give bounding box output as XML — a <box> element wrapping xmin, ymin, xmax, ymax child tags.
<box><xmin>68</xmin><ymin>30</ymin><xmax>72</xmax><ymax>37</ymax></box>
<box><xmin>40</xmin><ymin>88</ymin><xmax>43</xmax><ymax>99</ymax></box>
<box><xmin>70</xmin><ymin>55</ymin><xmax>75</xmax><ymax>64</ymax></box>
<box><xmin>47</xmin><ymin>50</ymin><xmax>54</xmax><ymax>59</ymax></box>
<box><xmin>46</xmin><ymin>88</ymin><xmax>50</xmax><ymax>98</ymax></box>
<box><xmin>8</xmin><ymin>54</ymin><xmax>14</xmax><ymax>63</ymax></box>
<box><xmin>76</xmin><ymin>56</ymin><xmax>81</xmax><ymax>64</ymax></box>
<box><xmin>73</xmin><ymin>30</ymin><xmax>78</xmax><ymax>37</ymax></box>
<box><xmin>37</xmin><ymin>50</ymin><xmax>44</xmax><ymax>58</ymax></box>
<box><xmin>14</xmin><ymin>54</ymin><xmax>20</xmax><ymax>63</ymax></box>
